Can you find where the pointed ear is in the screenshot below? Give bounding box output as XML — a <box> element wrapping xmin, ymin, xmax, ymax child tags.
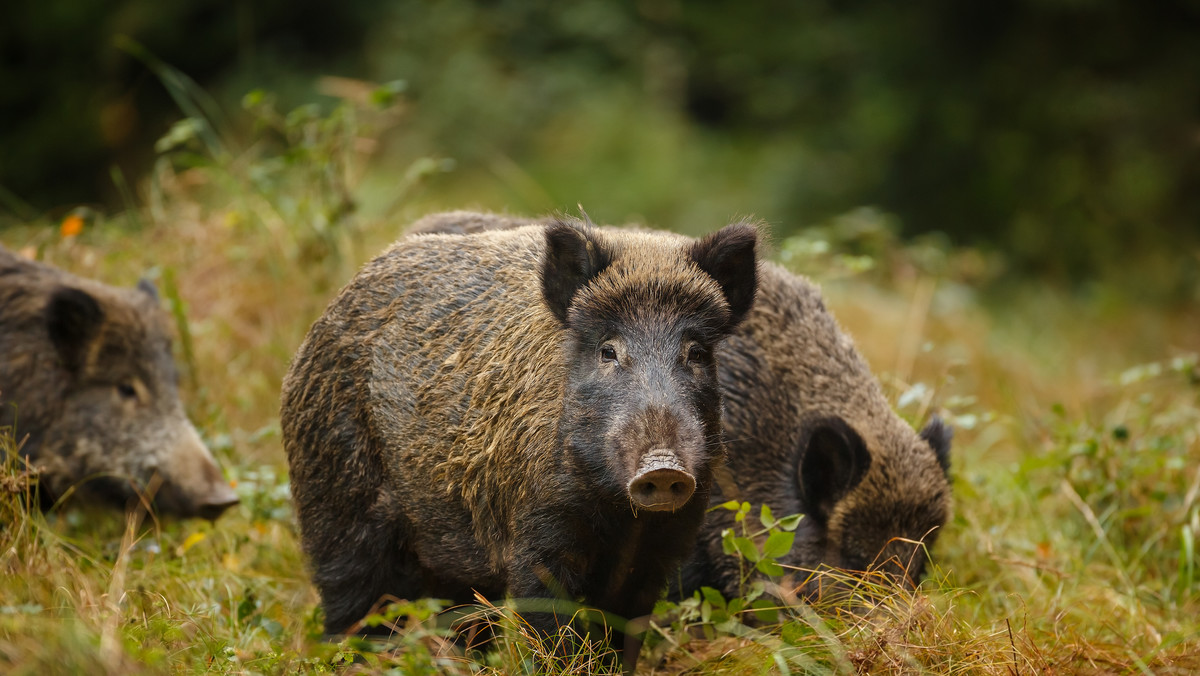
<box><xmin>798</xmin><ymin>417</ymin><xmax>871</xmax><ymax>525</ymax></box>
<box><xmin>688</xmin><ymin>221</ymin><xmax>759</xmax><ymax>329</ymax></box>
<box><xmin>541</xmin><ymin>219</ymin><xmax>614</xmax><ymax>325</ymax></box>
<box><xmin>136</xmin><ymin>278</ymin><xmax>160</xmax><ymax>302</ymax></box>
<box><xmin>46</xmin><ymin>287</ymin><xmax>104</xmax><ymax>373</ymax></box>
<box><xmin>920</xmin><ymin>415</ymin><xmax>953</xmax><ymax>476</ymax></box>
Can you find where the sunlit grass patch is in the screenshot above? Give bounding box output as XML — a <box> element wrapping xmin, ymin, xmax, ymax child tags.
<box><xmin>0</xmin><ymin>429</ymin><xmax>316</xmax><ymax>673</ymax></box>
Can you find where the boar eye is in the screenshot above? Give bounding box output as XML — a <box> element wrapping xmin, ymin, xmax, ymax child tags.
<box><xmin>116</xmin><ymin>382</ymin><xmax>138</xmax><ymax>400</ymax></box>
<box><xmin>686</xmin><ymin>345</ymin><xmax>707</xmax><ymax>364</ymax></box>
<box><xmin>600</xmin><ymin>344</ymin><xmax>618</xmax><ymax>363</ymax></box>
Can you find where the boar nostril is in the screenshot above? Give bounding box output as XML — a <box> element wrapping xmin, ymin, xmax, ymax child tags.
<box><xmin>628</xmin><ymin>449</ymin><xmax>696</xmax><ymax>512</ymax></box>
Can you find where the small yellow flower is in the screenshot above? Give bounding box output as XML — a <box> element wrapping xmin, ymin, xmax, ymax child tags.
<box><xmin>60</xmin><ymin>214</ymin><xmax>85</xmax><ymax>238</ymax></box>
<box><xmin>178</xmin><ymin>531</ymin><xmax>207</xmax><ymax>555</ymax></box>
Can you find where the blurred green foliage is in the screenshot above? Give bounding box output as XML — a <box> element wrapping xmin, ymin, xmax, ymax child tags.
<box><xmin>3</xmin><ymin>0</ymin><xmax>1198</xmax><ymax>292</ymax></box>
<box><xmin>0</xmin><ymin>0</ymin><xmax>376</xmax><ymax>211</ymax></box>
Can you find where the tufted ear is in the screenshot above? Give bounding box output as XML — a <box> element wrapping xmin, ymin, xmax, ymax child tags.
<box><xmin>798</xmin><ymin>417</ymin><xmax>872</xmax><ymax>525</ymax></box>
<box><xmin>46</xmin><ymin>286</ymin><xmax>104</xmax><ymax>373</ymax></box>
<box><xmin>541</xmin><ymin>219</ymin><xmax>613</xmax><ymax>325</ymax></box>
<box><xmin>920</xmin><ymin>415</ymin><xmax>953</xmax><ymax>476</ymax></box>
<box><xmin>136</xmin><ymin>277</ymin><xmax>160</xmax><ymax>302</ymax></box>
<box><xmin>688</xmin><ymin>221</ymin><xmax>759</xmax><ymax>330</ymax></box>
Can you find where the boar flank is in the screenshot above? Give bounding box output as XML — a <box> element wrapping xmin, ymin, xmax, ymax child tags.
<box><xmin>0</xmin><ymin>246</ymin><xmax>238</xmax><ymax>520</ymax></box>
<box><xmin>281</xmin><ymin>215</ymin><xmax>758</xmax><ymax>667</ymax></box>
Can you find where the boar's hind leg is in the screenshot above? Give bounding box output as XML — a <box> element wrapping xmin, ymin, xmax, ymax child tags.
<box><xmin>312</xmin><ymin>518</ymin><xmax>421</xmax><ymax>638</ymax></box>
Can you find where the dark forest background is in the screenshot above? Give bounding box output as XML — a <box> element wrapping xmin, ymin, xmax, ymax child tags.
<box><xmin>3</xmin><ymin>0</ymin><xmax>1198</xmax><ymax>296</ymax></box>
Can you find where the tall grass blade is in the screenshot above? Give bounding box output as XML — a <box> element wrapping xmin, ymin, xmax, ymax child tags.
<box><xmin>114</xmin><ymin>35</ymin><xmax>228</xmax><ymax>160</ymax></box>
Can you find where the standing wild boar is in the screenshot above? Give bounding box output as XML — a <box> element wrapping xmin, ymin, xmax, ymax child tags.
<box><xmin>0</xmin><ymin>246</ymin><xmax>239</xmax><ymax>520</ymax></box>
<box><xmin>280</xmin><ymin>216</ymin><xmax>758</xmax><ymax>665</ymax></box>
<box><xmin>403</xmin><ymin>212</ymin><xmax>953</xmax><ymax>600</ymax></box>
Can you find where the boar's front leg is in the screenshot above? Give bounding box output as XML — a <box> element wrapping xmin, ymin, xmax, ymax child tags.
<box><xmin>507</xmin><ymin>543</ymin><xmax>634</xmax><ymax>671</ymax></box>
<box><xmin>507</xmin><ymin>546</ymin><xmax>590</xmax><ymax>641</ymax></box>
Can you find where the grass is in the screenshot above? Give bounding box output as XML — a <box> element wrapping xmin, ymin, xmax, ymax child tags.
<box><xmin>2</xmin><ymin>89</ymin><xmax>1200</xmax><ymax>674</ymax></box>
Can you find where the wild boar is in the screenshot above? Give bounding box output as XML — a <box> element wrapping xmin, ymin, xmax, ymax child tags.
<box><xmin>682</xmin><ymin>262</ymin><xmax>952</xmax><ymax>600</ymax></box>
<box><xmin>280</xmin><ymin>215</ymin><xmax>758</xmax><ymax>666</ymax></box>
<box><xmin>0</xmin><ymin>246</ymin><xmax>238</xmax><ymax>520</ymax></box>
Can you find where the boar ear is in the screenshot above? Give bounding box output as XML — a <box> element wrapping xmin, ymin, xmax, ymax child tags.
<box><xmin>541</xmin><ymin>219</ymin><xmax>613</xmax><ymax>325</ymax></box>
<box><xmin>689</xmin><ymin>221</ymin><xmax>758</xmax><ymax>329</ymax></box>
<box><xmin>798</xmin><ymin>417</ymin><xmax>871</xmax><ymax>525</ymax></box>
<box><xmin>920</xmin><ymin>415</ymin><xmax>953</xmax><ymax>476</ymax></box>
<box><xmin>136</xmin><ymin>277</ymin><xmax>160</xmax><ymax>302</ymax></box>
<box><xmin>46</xmin><ymin>286</ymin><xmax>105</xmax><ymax>373</ymax></box>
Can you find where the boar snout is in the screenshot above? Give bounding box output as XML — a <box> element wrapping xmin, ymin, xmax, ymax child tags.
<box><xmin>192</xmin><ymin>482</ymin><xmax>240</xmax><ymax>521</ymax></box>
<box><xmin>628</xmin><ymin>448</ymin><xmax>696</xmax><ymax>512</ymax></box>
<box><xmin>154</xmin><ymin>467</ymin><xmax>240</xmax><ymax>520</ymax></box>
<box><xmin>156</xmin><ymin>423</ymin><xmax>240</xmax><ymax>520</ymax></box>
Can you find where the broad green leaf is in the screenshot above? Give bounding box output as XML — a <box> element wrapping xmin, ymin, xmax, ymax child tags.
<box><xmin>760</xmin><ymin>503</ymin><xmax>776</xmax><ymax>528</ymax></box>
<box><xmin>700</xmin><ymin>586</ymin><xmax>727</xmax><ymax>611</ymax></box>
<box><xmin>763</xmin><ymin>530</ymin><xmax>796</xmax><ymax>559</ymax></box>
<box><xmin>721</xmin><ymin>528</ymin><xmax>737</xmax><ymax>555</ymax></box>
<box><xmin>732</xmin><ymin>536</ymin><xmax>761</xmax><ymax>562</ymax></box>
<box><xmin>756</xmin><ymin>558</ymin><xmax>784</xmax><ymax>576</ymax></box>
<box><xmin>777</xmin><ymin>513</ymin><xmax>804</xmax><ymax>531</ymax></box>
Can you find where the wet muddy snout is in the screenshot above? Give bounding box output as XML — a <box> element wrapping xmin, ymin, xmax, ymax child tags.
<box><xmin>627</xmin><ymin>448</ymin><xmax>696</xmax><ymax>512</ymax></box>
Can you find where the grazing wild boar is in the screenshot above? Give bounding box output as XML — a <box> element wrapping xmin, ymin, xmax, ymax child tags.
<box><xmin>280</xmin><ymin>215</ymin><xmax>758</xmax><ymax>667</ymax></box>
<box><xmin>403</xmin><ymin>212</ymin><xmax>954</xmax><ymax>601</ymax></box>
<box><xmin>683</xmin><ymin>263</ymin><xmax>952</xmax><ymax>601</ymax></box>
<box><xmin>0</xmin><ymin>246</ymin><xmax>239</xmax><ymax>520</ymax></box>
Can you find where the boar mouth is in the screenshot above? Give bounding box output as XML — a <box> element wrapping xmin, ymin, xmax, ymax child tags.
<box><xmin>627</xmin><ymin>448</ymin><xmax>696</xmax><ymax>512</ymax></box>
<box><xmin>151</xmin><ymin>475</ymin><xmax>240</xmax><ymax>520</ymax></box>
<box><xmin>192</xmin><ymin>495</ymin><xmax>240</xmax><ymax>521</ymax></box>
<box><xmin>190</xmin><ymin>485</ymin><xmax>241</xmax><ymax>521</ymax></box>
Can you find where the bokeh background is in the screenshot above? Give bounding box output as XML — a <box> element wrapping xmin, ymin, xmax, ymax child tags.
<box><xmin>4</xmin><ymin>0</ymin><xmax>1199</xmax><ymax>299</ymax></box>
